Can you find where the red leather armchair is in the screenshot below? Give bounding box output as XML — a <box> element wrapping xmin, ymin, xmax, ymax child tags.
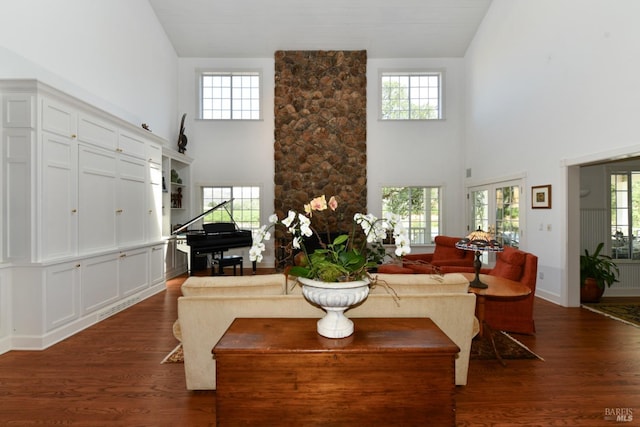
<box><xmin>404</xmin><ymin>235</ymin><xmax>475</xmax><ymax>273</ymax></box>
<box><xmin>377</xmin><ymin>235</ymin><xmax>475</xmax><ymax>274</ymax></box>
<box><xmin>442</xmin><ymin>245</ymin><xmax>538</xmax><ymax>335</ymax></box>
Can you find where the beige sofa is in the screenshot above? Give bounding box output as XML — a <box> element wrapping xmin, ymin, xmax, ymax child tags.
<box><xmin>175</xmin><ymin>272</ymin><xmax>477</xmax><ymax>390</ymax></box>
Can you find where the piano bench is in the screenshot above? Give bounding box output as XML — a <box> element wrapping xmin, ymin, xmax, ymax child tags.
<box><xmin>213</xmin><ymin>255</ymin><xmax>243</xmax><ymax>276</ymax></box>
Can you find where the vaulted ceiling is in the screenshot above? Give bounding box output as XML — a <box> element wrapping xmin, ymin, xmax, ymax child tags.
<box><xmin>148</xmin><ymin>0</ymin><xmax>493</xmax><ymax>58</ymax></box>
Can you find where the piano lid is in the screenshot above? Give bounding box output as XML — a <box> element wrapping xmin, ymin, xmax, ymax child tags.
<box><xmin>171</xmin><ymin>199</ymin><xmax>233</xmax><ymax>235</ymax></box>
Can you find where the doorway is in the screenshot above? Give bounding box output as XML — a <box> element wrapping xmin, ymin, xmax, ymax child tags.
<box><xmin>467</xmin><ymin>178</ymin><xmax>524</xmax><ymax>266</ymax></box>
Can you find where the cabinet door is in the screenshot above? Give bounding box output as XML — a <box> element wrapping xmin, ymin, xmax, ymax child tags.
<box><xmin>45</xmin><ymin>261</ymin><xmax>80</xmax><ymax>330</ymax></box>
<box><xmin>147</xmin><ymin>141</ymin><xmax>162</xmax><ymax>165</ymax></box>
<box><xmin>118</xmin><ymin>131</ymin><xmax>146</xmax><ymax>159</ymax></box>
<box><xmin>117</xmin><ymin>155</ymin><xmax>147</xmax><ymax>246</ymax></box>
<box><xmin>41</xmin><ymin>132</ymin><xmax>77</xmax><ymax>260</ymax></box>
<box><xmin>164</xmin><ymin>237</ymin><xmax>188</xmax><ymax>279</ymax></box>
<box><xmin>42</xmin><ymin>97</ymin><xmax>76</xmax><ymax>138</ymax></box>
<box><xmin>3</xmin><ymin>129</ymin><xmax>31</xmax><ymax>260</ymax></box>
<box><xmin>119</xmin><ymin>248</ymin><xmax>149</xmax><ymax>297</ymax></box>
<box><xmin>3</xmin><ymin>93</ymin><xmax>34</xmax><ymax>128</ymax></box>
<box><xmin>150</xmin><ymin>244</ymin><xmax>165</xmax><ymax>284</ymax></box>
<box><xmin>148</xmin><ymin>159</ymin><xmax>163</xmax><ymax>242</ymax></box>
<box><xmin>78</xmin><ymin>144</ymin><xmax>117</xmax><ymax>253</ymax></box>
<box><xmin>81</xmin><ymin>253</ymin><xmax>119</xmax><ymax>314</ymax></box>
<box><xmin>77</xmin><ymin>112</ymin><xmax>117</xmax><ymax>151</ymax></box>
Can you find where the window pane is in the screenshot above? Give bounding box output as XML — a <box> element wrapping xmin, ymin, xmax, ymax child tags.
<box><xmin>382</xmin><ymin>186</ymin><xmax>441</xmax><ymax>245</ymax></box>
<box><xmin>200</xmin><ymin>72</ymin><xmax>261</xmax><ymax>120</ymax></box>
<box><xmin>610</xmin><ymin>171</ymin><xmax>640</xmax><ymax>260</ymax></box>
<box><xmin>381</xmin><ymin>72</ymin><xmax>442</xmax><ymax>120</ymax></box>
<box><xmin>471</xmin><ymin>190</ymin><xmax>489</xmax><ymax>233</ymax></box>
<box><xmin>495</xmin><ymin>185</ymin><xmax>520</xmax><ymax>248</ymax></box>
<box><xmin>201</xmin><ymin>186</ymin><xmax>261</xmax><ymax>233</ymax></box>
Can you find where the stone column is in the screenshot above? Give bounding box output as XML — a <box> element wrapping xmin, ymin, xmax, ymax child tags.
<box><xmin>274</xmin><ymin>50</ymin><xmax>367</xmax><ymax>241</ymax></box>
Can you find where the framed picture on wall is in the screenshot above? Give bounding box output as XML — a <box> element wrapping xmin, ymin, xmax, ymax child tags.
<box><xmin>532</xmin><ymin>185</ymin><xmax>552</xmax><ymax>209</ymax></box>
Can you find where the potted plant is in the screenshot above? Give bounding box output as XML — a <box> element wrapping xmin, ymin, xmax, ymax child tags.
<box><xmin>250</xmin><ymin>195</ymin><xmax>411</xmax><ymax>283</ymax></box>
<box><xmin>580</xmin><ymin>242</ymin><xmax>619</xmax><ymax>303</ymax></box>
<box><xmin>249</xmin><ymin>194</ymin><xmax>411</xmax><ymax>338</ymax></box>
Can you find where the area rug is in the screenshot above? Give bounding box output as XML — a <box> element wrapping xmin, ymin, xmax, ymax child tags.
<box><xmin>162</xmin><ymin>332</ymin><xmax>544</xmax><ymax>363</ymax></box>
<box><xmin>581</xmin><ymin>303</ymin><xmax>640</xmax><ymax>328</ymax></box>
<box><xmin>161</xmin><ymin>344</ymin><xmax>183</xmax><ymax>364</ymax></box>
<box><xmin>470</xmin><ymin>331</ymin><xmax>544</xmax><ymax>361</ymax></box>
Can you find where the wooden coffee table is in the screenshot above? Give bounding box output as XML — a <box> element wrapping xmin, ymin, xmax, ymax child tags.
<box><xmin>213</xmin><ymin>317</ymin><xmax>460</xmax><ymax>426</ymax></box>
<box><xmin>462</xmin><ymin>273</ymin><xmax>532</xmax><ymax>365</ymax></box>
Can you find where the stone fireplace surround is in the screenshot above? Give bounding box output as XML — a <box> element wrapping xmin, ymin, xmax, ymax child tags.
<box><xmin>273</xmin><ymin>50</ymin><xmax>367</xmax><ymax>248</ymax></box>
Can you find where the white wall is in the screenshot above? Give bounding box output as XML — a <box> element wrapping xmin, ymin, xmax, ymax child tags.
<box><xmin>0</xmin><ymin>0</ymin><xmax>178</xmax><ymax>140</ymax></box>
<box><xmin>464</xmin><ymin>0</ymin><xmax>640</xmax><ymax>304</ymax></box>
<box><xmin>367</xmin><ymin>58</ymin><xmax>467</xmax><ymax>240</ymax></box>
<box><xmin>176</xmin><ymin>57</ymin><xmax>276</xmax><ymax>231</ymax></box>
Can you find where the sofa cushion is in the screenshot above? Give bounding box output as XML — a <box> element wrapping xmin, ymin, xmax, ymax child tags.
<box><xmin>370</xmin><ymin>273</ymin><xmax>469</xmax><ymax>294</ymax></box>
<box><xmin>490</xmin><ymin>246</ymin><xmax>526</xmax><ymax>281</ymax></box>
<box><xmin>181</xmin><ymin>274</ymin><xmax>286</xmax><ymax>296</ymax></box>
<box><xmin>377</xmin><ymin>264</ymin><xmax>415</xmax><ymax>274</ymax></box>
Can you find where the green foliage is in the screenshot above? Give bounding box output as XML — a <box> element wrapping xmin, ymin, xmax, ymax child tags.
<box><xmin>366</xmin><ymin>241</ymin><xmax>388</xmax><ymax>265</ymax></box>
<box><xmin>580</xmin><ymin>242</ymin><xmax>619</xmax><ymax>290</ymax></box>
<box><xmin>288</xmin><ymin>234</ymin><xmax>374</xmax><ymax>282</ymax></box>
<box><xmin>382</xmin><ymin>187</ymin><xmax>425</xmax><ymax>216</ymax></box>
<box><xmin>381</xmin><ymin>80</ymin><xmax>437</xmax><ymax>120</ymax></box>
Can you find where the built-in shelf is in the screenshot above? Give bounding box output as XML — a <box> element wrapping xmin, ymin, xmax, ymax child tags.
<box><xmin>162</xmin><ymin>147</ymin><xmax>193</xmax><ymax>278</ymax></box>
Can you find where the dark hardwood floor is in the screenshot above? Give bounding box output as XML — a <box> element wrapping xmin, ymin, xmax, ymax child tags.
<box><xmin>0</xmin><ymin>271</ymin><xmax>639</xmax><ymax>426</ymax></box>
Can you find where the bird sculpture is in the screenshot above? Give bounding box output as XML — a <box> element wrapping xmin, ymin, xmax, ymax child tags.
<box><xmin>177</xmin><ymin>113</ymin><xmax>188</xmax><ymax>153</ymax></box>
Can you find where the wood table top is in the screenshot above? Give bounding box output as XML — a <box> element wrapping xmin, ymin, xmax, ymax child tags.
<box><xmin>461</xmin><ymin>273</ymin><xmax>531</xmax><ymax>299</ymax></box>
<box><xmin>213</xmin><ymin>317</ymin><xmax>460</xmax><ymax>355</ymax></box>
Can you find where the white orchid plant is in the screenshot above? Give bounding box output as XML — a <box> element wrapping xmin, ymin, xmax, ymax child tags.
<box><xmin>249</xmin><ymin>195</ymin><xmax>411</xmax><ymax>282</ymax></box>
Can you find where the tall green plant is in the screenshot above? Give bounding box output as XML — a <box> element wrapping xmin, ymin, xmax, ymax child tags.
<box><xmin>580</xmin><ymin>242</ymin><xmax>620</xmax><ymax>290</ymax></box>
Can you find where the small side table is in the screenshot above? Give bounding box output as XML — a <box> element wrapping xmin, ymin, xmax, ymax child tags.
<box><xmin>462</xmin><ymin>273</ymin><xmax>531</xmax><ymax>365</ymax></box>
<box><xmin>213</xmin><ymin>317</ymin><xmax>459</xmax><ymax>426</ymax></box>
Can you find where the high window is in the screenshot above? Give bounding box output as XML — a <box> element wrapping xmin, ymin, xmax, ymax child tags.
<box><xmin>610</xmin><ymin>171</ymin><xmax>640</xmax><ymax>260</ymax></box>
<box><xmin>380</xmin><ymin>72</ymin><xmax>442</xmax><ymax>120</ymax></box>
<box><xmin>382</xmin><ymin>186</ymin><xmax>441</xmax><ymax>245</ymax></box>
<box><xmin>200</xmin><ymin>71</ymin><xmax>261</xmax><ymax>120</ymax></box>
<box><xmin>201</xmin><ymin>186</ymin><xmax>261</xmax><ymax>232</ymax></box>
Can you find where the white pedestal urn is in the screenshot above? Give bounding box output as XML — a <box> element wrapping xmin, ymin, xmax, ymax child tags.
<box><xmin>298</xmin><ymin>276</ymin><xmax>370</xmax><ymax>339</ymax></box>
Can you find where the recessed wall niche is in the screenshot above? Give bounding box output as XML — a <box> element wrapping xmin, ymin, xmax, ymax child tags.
<box><xmin>273</xmin><ymin>50</ymin><xmax>367</xmax><ymax>239</ymax></box>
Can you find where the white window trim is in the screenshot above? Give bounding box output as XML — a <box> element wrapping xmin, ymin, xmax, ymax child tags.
<box><xmin>196</xmin><ymin>68</ymin><xmax>263</xmax><ymax>121</ymax></box>
<box><xmin>380</xmin><ymin>184</ymin><xmax>444</xmax><ymax>247</ymax></box>
<box><xmin>378</xmin><ymin>68</ymin><xmax>445</xmax><ymax>121</ymax></box>
<box><xmin>198</xmin><ymin>183</ymin><xmax>262</xmax><ymax>233</ymax></box>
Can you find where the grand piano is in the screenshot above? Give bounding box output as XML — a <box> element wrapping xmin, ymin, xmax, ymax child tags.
<box><xmin>173</xmin><ymin>200</ymin><xmax>255</xmax><ymax>275</ymax></box>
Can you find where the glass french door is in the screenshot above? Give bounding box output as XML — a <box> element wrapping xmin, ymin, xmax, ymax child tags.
<box><xmin>468</xmin><ymin>180</ymin><xmax>523</xmax><ymax>249</ymax></box>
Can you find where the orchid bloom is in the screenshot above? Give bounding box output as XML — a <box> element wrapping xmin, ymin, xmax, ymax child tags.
<box><xmin>249</xmin><ymin>242</ymin><xmax>265</xmax><ymax>262</ymax></box>
<box><xmin>386</xmin><ymin>213</ymin><xmax>411</xmax><ymax>256</ymax></box>
<box><xmin>309</xmin><ymin>195</ymin><xmax>328</xmax><ymax>212</ymax></box>
<box><xmin>328</xmin><ymin>196</ymin><xmax>338</xmax><ymax>211</ymax></box>
<box><xmin>249</xmin><ymin>225</ymin><xmax>272</xmax><ymax>262</ymax></box>
<box><xmin>281</xmin><ymin>210</ymin><xmax>296</xmax><ymax>229</ymax></box>
<box><xmin>248</xmin><ymin>194</ymin><xmax>412</xmax><ymax>270</ymax></box>
<box><xmin>355</xmin><ymin>213</ymin><xmax>388</xmax><ymax>243</ymax></box>
<box><xmin>298</xmin><ymin>214</ymin><xmax>313</xmax><ymax>237</ymax></box>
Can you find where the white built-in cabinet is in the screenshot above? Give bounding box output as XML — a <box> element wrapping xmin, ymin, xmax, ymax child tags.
<box><xmin>0</xmin><ymin>80</ymin><xmax>170</xmax><ymax>351</ymax></box>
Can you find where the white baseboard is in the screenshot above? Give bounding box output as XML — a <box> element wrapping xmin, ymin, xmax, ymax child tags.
<box><xmin>8</xmin><ymin>281</ymin><xmax>165</xmax><ymax>351</ymax></box>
